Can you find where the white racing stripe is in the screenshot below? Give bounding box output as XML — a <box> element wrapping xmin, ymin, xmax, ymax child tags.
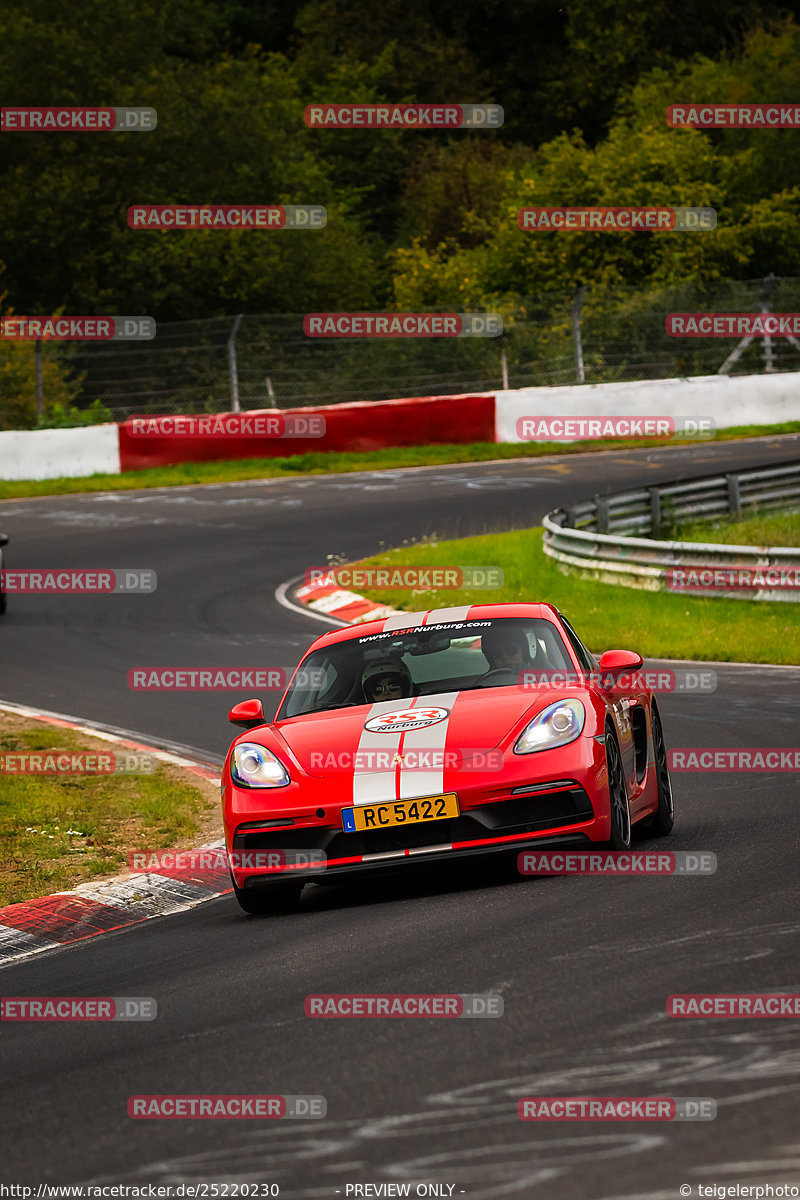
<box><xmin>423</xmin><ymin>605</ymin><xmax>472</xmax><ymax>624</ymax></box>
<box><xmin>382</xmin><ymin>611</ymin><xmax>428</xmax><ymax>630</ymax></box>
<box><xmin>351</xmin><ymin>693</ymin><xmax>460</xmax><ymax>806</ymax></box>
<box><xmin>396</xmin><ymin>691</ymin><xmax>459</xmax><ymax>799</ymax></box>
<box><xmin>352</xmin><ymin>698</ymin><xmax>407</xmax><ymax>805</ymax></box>
<box><xmin>350</xmin><ymin>609</ymin><xmax>474</xmax><ymax>810</ymax></box>
<box><xmin>382</xmin><ymin>605</ymin><xmax>473</xmax><ymax>631</ymax></box>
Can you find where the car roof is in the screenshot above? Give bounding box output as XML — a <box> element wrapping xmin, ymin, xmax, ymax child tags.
<box><xmin>305</xmin><ymin>602</ymin><xmax>562</xmax><ymax>653</ymax></box>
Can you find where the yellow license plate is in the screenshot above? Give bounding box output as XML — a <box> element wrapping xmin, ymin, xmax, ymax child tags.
<box><xmin>342</xmin><ymin>793</ymin><xmax>459</xmax><ymax>832</ymax></box>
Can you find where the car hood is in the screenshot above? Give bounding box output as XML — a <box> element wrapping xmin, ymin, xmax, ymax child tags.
<box><xmin>271</xmin><ymin>687</ymin><xmax>559</xmax><ymax>778</ymax></box>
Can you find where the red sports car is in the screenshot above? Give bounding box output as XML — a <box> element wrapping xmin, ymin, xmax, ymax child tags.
<box><xmin>222</xmin><ymin>603</ymin><xmax>674</xmax><ymax>913</ymax></box>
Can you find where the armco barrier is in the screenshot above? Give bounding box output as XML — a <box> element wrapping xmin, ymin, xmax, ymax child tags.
<box><xmin>495</xmin><ymin>371</ymin><xmax>800</xmax><ymax>441</ymax></box>
<box><xmin>118</xmin><ymin>394</ymin><xmax>496</xmax><ymax>471</ymax></box>
<box><xmin>542</xmin><ymin>461</ymin><xmax>800</xmax><ymax>601</ymax></box>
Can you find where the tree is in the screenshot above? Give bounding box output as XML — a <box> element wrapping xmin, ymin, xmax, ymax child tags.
<box><xmin>391</xmin><ymin>20</ymin><xmax>800</xmax><ymax>310</ymax></box>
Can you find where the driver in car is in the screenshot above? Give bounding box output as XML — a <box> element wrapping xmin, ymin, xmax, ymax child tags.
<box><xmin>362</xmin><ymin>658</ymin><xmax>413</xmax><ymax>703</ymax></box>
<box><xmin>479</xmin><ymin>627</ymin><xmax>535</xmax><ymax>677</ymax></box>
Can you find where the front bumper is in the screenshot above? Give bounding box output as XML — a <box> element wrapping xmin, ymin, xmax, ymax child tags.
<box><xmin>240</xmin><ymin>830</ymin><xmax>594</xmax><ymax>889</ymax></box>
<box><xmin>226</xmin><ymin>775</ymin><xmax>605</xmax><ymax>890</ymax></box>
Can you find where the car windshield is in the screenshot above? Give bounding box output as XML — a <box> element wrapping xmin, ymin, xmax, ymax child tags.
<box><xmin>277</xmin><ymin>617</ymin><xmax>576</xmax><ymax>718</ymax></box>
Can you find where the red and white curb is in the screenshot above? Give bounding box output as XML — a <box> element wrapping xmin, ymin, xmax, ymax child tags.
<box><xmin>292</xmin><ymin>577</ymin><xmax>399</xmax><ymax>624</ymax></box>
<box><xmin>0</xmin><ymin>700</ymin><xmax>230</xmax><ymax>967</ymax></box>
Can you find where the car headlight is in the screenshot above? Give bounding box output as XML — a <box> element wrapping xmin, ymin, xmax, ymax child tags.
<box><xmin>231</xmin><ymin>743</ymin><xmax>290</xmax><ymax>788</ymax></box>
<box><xmin>514</xmin><ymin>699</ymin><xmax>585</xmax><ymax>754</ymax></box>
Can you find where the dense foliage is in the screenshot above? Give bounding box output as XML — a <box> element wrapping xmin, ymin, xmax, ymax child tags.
<box><xmin>2</xmin><ymin>0</ymin><xmax>799</xmax><ymax>322</ymax></box>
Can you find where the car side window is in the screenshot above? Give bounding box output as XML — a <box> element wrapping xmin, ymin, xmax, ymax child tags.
<box><xmin>284</xmin><ymin>655</ymin><xmax>342</xmax><ymax>716</ymax></box>
<box><xmin>558</xmin><ymin>613</ymin><xmax>596</xmax><ymax>673</ymax></box>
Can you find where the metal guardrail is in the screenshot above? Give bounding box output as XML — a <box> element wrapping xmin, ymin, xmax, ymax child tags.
<box><xmin>542</xmin><ymin>461</ymin><xmax>800</xmax><ymax>601</ymax></box>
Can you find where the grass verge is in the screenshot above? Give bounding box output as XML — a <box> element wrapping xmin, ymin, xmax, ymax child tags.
<box><xmin>2</xmin><ymin>421</ymin><xmax>800</xmax><ymax>499</ymax></box>
<box><xmin>355</xmin><ymin>529</ymin><xmax>800</xmax><ymax>665</ymax></box>
<box><xmin>0</xmin><ymin>712</ymin><xmax>222</xmax><ymax>906</ymax></box>
<box><xmin>671</xmin><ymin>507</ymin><xmax>800</xmax><ymax>548</ymax></box>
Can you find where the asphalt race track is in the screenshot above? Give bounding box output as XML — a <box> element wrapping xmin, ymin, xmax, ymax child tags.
<box><xmin>2</xmin><ymin>436</ymin><xmax>800</xmax><ymax>1198</ymax></box>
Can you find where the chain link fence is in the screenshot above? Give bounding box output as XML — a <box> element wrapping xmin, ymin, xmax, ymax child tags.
<box><xmin>6</xmin><ymin>276</ymin><xmax>800</xmax><ymax>426</ymax></box>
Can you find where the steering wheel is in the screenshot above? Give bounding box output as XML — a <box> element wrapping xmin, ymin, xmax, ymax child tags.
<box><xmin>474</xmin><ymin>667</ymin><xmax>520</xmax><ymax>687</ymax></box>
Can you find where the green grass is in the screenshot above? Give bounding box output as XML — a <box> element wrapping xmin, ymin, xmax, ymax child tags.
<box><xmin>672</xmin><ymin>507</ymin><xmax>800</xmax><ymax>548</ymax></box>
<box><xmin>2</xmin><ymin>419</ymin><xmax>800</xmax><ymax>498</ymax></box>
<box><xmin>0</xmin><ymin>718</ymin><xmax>218</xmax><ymax>905</ymax></box>
<box><xmin>354</xmin><ymin>528</ymin><xmax>800</xmax><ymax>665</ymax></box>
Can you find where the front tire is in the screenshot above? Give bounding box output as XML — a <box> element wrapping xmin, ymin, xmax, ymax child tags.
<box><xmin>231</xmin><ymin>875</ymin><xmax>303</xmax><ymax>915</ymax></box>
<box><xmin>606</xmin><ymin>731</ymin><xmax>631</xmax><ymax>850</ymax></box>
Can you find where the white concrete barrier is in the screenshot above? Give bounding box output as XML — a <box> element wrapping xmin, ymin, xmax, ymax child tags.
<box><xmin>2</xmin><ymin>372</ymin><xmax>799</xmax><ymax>480</ymax></box>
<box><xmin>0</xmin><ymin>423</ymin><xmax>121</xmax><ymax>481</ymax></box>
<box><xmin>495</xmin><ymin>372</ymin><xmax>800</xmax><ymax>442</ymax></box>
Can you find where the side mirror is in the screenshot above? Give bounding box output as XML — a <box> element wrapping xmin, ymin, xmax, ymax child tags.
<box><xmin>0</xmin><ymin>534</ymin><xmax>8</xmax><ymax>547</ymax></box>
<box><xmin>228</xmin><ymin>698</ymin><xmax>265</xmax><ymax>729</ymax></box>
<box><xmin>598</xmin><ymin>649</ymin><xmax>644</xmax><ymax>674</ymax></box>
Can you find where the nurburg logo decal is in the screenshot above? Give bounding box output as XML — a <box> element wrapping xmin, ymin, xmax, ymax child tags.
<box><xmin>363</xmin><ymin>707</ymin><xmax>450</xmax><ymax>734</ymax></box>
